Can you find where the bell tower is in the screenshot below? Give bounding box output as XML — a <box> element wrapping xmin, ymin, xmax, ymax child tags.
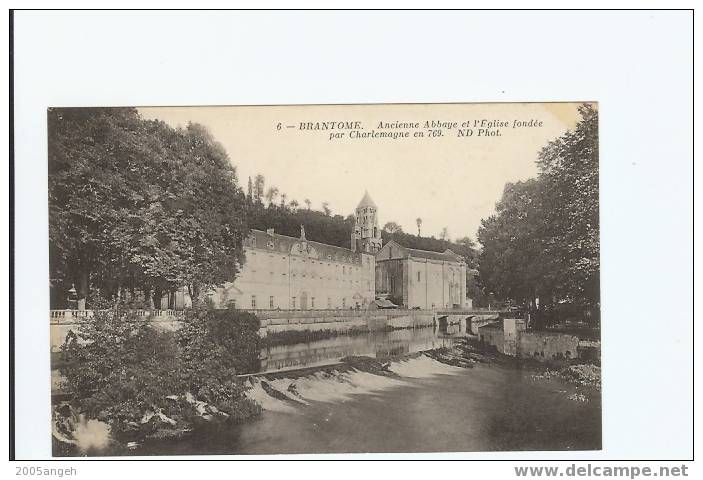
<box><xmin>351</xmin><ymin>190</ymin><xmax>382</xmax><ymax>253</ymax></box>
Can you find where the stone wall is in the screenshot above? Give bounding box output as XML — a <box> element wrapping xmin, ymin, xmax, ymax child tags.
<box><xmin>478</xmin><ymin>325</ymin><xmax>504</xmax><ymax>352</ymax></box>
<box><xmin>519</xmin><ymin>331</ymin><xmax>580</xmax><ymax>360</ymax></box>
<box><xmin>49</xmin><ymin>309</ymin><xmax>443</xmax><ymax>351</ymax></box>
<box><xmin>259</xmin><ymin>310</ymin><xmax>436</xmax><ymax>335</ymax></box>
<box><xmin>477</xmin><ymin>319</ymin><xmax>580</xmax><ymax>361</ymax></box>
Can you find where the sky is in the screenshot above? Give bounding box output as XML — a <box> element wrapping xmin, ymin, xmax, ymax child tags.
<box><xmin>139</xmin><ymin>103</ymin><xmax>586</xmax><ymax>243</ymax></box>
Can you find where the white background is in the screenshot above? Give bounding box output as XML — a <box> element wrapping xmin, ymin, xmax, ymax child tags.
<box><xmin>6</xmin><ymin>6</ymin><xmax>696</xmax><ymax>471</ymax></box>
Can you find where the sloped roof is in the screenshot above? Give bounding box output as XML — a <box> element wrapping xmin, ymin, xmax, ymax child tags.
<box><xmin>405</xmin><ymin>247</ymin><xmax>464</xmax><ymax>263</ymax></box>
<box><xmin>248</xmin><ymin>229</ymin><xmax>362</xmax><ymax>265</ymax></box>
<box><xmin>373</xmin><ymin>298</ymin><xmax>398</xmax><ymax>309</ymax></box>
<box><xmin>356</xmin><ymin>190</ymin><xmax>377</xmax><ymax>209</ymax></box>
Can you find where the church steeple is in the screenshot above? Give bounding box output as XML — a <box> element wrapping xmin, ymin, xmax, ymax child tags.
<box><xmin>351</xmin><ymin>190</ymin><xmax>382</xmax><ymax>253</ymax></box>
<box><xmin>357</xmin><ymin>190</ymin><xmax>377</xmax><ymax>210</ymax></box>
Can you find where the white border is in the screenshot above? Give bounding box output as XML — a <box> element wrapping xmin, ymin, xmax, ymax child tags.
<box><xmin>8</xmin><ymin>9</ymin><xmax>695</xmax><ymax>464</ymax></box>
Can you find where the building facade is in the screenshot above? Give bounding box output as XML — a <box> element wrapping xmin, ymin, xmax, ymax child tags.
<box><xmin>375</xmin><ymin>240</ymin><xmax>468</xmax><ymax>309</ymax></box>
<box><xmin>208</xmin><ymin>191</ymin><xmax>468</xmax><ymax>311</ymax></box>
<box><xmin>209</xmin><ymin>194</ymin><xmax>378</xmax><ymax>310</ymax></box>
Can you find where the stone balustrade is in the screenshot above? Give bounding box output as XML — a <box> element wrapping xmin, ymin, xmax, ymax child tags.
<box><xmin>49</xmin><ymin>309</ymin><xmax>185</xmax><ymax>324</ymax></box>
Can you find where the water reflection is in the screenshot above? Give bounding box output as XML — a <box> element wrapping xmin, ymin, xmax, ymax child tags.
<box><xmin>259</xmin><ymin>324</ymin><xmax>464</xmax><ymax>373</ymax></box>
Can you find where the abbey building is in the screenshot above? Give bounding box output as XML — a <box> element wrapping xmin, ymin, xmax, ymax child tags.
<box><xmin>209</xmin><ymin>191</ymin><xmax>468</xmax><ymax>310</ymax></box>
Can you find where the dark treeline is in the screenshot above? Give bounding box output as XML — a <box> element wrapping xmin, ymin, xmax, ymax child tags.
<box><xmin>246</xmin><ymin>202</ymin><xmax>355</xmax><ymax>248</ymax></box>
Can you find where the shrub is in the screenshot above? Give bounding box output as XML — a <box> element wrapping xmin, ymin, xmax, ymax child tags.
<box><xmin>59</xmin><ymin>304</ymin><xmax>262</xmax><ymax>442</ymax></box>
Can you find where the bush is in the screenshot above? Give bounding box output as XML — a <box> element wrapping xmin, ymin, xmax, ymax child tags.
<box><xmin>177</xmin><ymin>307</ymin><xmax>262</xmax><ymax>376</ymax></box>
<box><xmin>59</xmin><ymin>305</ymin><xmax>263</xmax><ymax>442</ymax></box>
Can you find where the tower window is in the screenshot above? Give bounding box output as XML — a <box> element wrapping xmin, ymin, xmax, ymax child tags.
<box><xmin>269</xmin><ymin>296</ymin><xmax>274</xmax><ymax>309</ymax></box>
<box><xmin>311</xmin><ymin>297</ymin><xmax>315</xmax><ymax>308</ymax></box>
<box><xmin>292</xmin><ymin>297</ymin><xmax>296</xmax><ymax>309</ymax></box>
<box><xmin>251</xmin><ymin>295</ymin><xmax>257</xmax><ymax>309</ymax></box>
<box><xmin>417</xmin><ymin>271</ymin><xmax>421</xmax><ymax>282</ymax></box>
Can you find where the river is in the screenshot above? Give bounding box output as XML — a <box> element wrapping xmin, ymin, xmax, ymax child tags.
<box><xmin>131</xmin><ymin>326</ymin><xmax>601</xmax><ymax>455</ymax></box>
<box><xmin>259</xmin><ymin>323</ymin><xmax>463</xmax><ymax>373</ymax></box>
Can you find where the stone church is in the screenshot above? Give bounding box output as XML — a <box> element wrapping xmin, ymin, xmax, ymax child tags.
<box><xmin>208</xmin><ymin>191</ymin><xmax>467</xmax><ymax>310</ymax></box>
<box><xmin>374</xmin><ymin>241</ymin><xmax>468</xmax><ymax>310</ymax></box>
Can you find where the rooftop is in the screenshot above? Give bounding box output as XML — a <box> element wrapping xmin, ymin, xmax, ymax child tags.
<box><xmin>248</xmin><ymin>229</ymin><xmax>362</xmax><ymax>264</ymax></box>
<box><xmin>405</xmin><ymin>247</ymin><xmax>464</xmax><ymax>263</ymax></box>
<box><xmin>356</xmin><ymin>190</ymin><xmax>377</xmax><ymax>209</ymax></box>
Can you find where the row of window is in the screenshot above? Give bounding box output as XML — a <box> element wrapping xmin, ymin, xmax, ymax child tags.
<box><xmin>248</xmin><ymin>271</ymin><xmax>367</xmax><ymax>285</ymax></box>
<box><xmin>249</xmin><ymin>252</ymin><xmax>363</xmax><ymax>272</ymax></box>
<box><xmin>412</xmin><ymin>270</ymin><xmax>460</xmax><ymax>282</ymax></box>
<box><xmin>247</xmin><ymin>295</ymin><xmax>350</xmax><ymax>310</ymax></box>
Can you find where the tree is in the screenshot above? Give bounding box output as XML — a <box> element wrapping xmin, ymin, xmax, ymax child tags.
<box><xmin>477</xmin><ymin>104</ymin><xmax>599</xmax><ymax>313</ymax></box>
<box><xmin>322</xmin><ymin>202</ymin><xmax>331</xmax><ymax>216</ymax></box>
<box><xmin>478</xmin><ymin>179</ymin><xmax>550</xmax><ymax>303</ymax></box>
<box><xmin>246</xmin><ymin>176</ymin><xmax>253</xmax><ymax>202</ymax></box>
<box><xmin>253</xmin><ymin>175</ymin><xmax>265</xmax><ymax>204</ymax></box>
<box><xmin>537</xmin><ymin>104</ymin><xmax>599</xmax><ymax>306</ymax></box>
<box><xmin>382</xmin><ymin>221</ymin><xmax>403</xmax><ymax>234</ymax></box>
<box><xmin>455</xmin><ymin>236</ymin><xmax>477</xmax><ymax>249</ymax></box>
<box><xmin>289</xmin><ymin>199</ymin><xmax>299</xmax><ymax>212</ymax></box>
<box><xmin>416</xmin><ymin>218</ymin><xmax>423</xmax><ymax>236</ymax></box>
<box><xmin>265</xmin><ymin>187</ymin><xmax>279</xmax><ymax>206</ymax></box>
<box><xmin>440</xmin><ymin>227</ymin><xmax>449</xmax><ymax>241</ymax></box>
<box><xmin>280</xmin><ymin>193</ymin><xmax>287</xmax><ymax>208</ymax></box>
<box><xmin>48</xmin><ymin>108</ymin><xmax>249</xmax><ymax>307</ymax></box>
<box><xmin>304</xmin><ymin>198</ymin><xmax>311</xmax><ymax>210</ymax></box>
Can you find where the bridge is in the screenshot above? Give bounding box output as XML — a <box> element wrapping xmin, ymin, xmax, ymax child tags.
<box><xmin>433</xmin><ymin>309</ymin><xmax>515</xmax><ymax>335</ymax></box>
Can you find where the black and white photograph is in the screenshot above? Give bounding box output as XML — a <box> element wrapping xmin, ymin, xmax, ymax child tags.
<box><xmin>48</xmin><ymin>102</ymin><xmax>601</xmax><ymax>456</ymax></box>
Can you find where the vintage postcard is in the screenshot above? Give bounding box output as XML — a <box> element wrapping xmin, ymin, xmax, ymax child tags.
<box><xmin>49</xmin><ymin>102</ymin><xmax>600</xmax><ymax>456</ymax></box>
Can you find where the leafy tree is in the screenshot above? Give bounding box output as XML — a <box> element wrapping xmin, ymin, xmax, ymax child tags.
<box><xmin>537</xmin><ymin>104</ymin><xmax>599</xmax><ymax>306</ymax></box>
<box><xmin>48</xmin><ymin>108</ymin><xmax>248</xmax><ymax>307</ymax></box>
<box><xmin>382</xmin><ymin>221</ymin><xmax>403</xmax><ymax>234</ymax></box>
<box><xmin>478</xmin><ymin>179</ymin><xmax>552</xmax><ymax>303</ymax></box>
<box><xmin>304</xmin><ymin>198</ymin><xmax>311</xmax><ymax>210</ymax></box>
<box><xmin>477</xmin><ymin>104</ymin><xmax>599</xmax><ymax>313</ymax></box>
<box><xmin>455</xmin><ymin>236</ymin><xmax>476</xmax><ymax>250</ymax></box>
<box><xmin>321</xmin><ymin>202</ymin><xmax>331</xmax><ymax>216</ymax></box>
<box><xmin>265</xmin><ymin>186</ymin><xmax>279</xmax><ymax>206</ymax></box>
<box><xmin>440</xmin><ymin>227</ymin><xmax>449</xmax><ymax>241</ymax></box>
<box><xmin>253</xmin><ymin>175</ymin><xmax>265</xmax><ymax>204</ymax></box>
<box><xmin>416</xmin><ymin>218</ymin><xmax>422</xmax><ymax>236</ymax></box>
